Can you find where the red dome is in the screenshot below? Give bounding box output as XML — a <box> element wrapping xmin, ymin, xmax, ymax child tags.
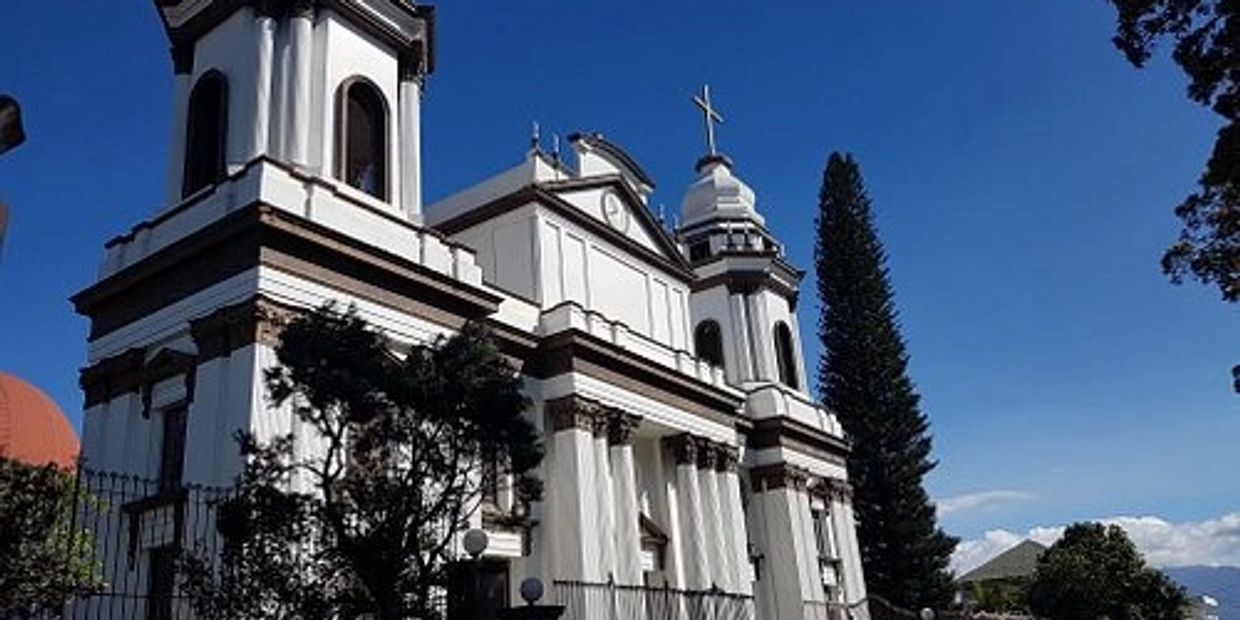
<box><xmin>0</xmin><ymin>372</ymin><xmax>79</xmax><ymax>469</ymax></box>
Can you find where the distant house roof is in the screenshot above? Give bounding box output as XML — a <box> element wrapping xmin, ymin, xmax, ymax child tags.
<box><xmin>959</xmin><ymin>540</ymin><xmax>1047</xmax><ymax>583</ymax></box>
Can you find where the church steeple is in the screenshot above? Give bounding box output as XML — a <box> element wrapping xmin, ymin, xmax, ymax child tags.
<box><xmin>156</xmin><ymin>0</ymin><xmax>435</xmax><ymax>221</ymax></box>
<box><xmin>679</xmin><ymin>86</ymin><xmax>808</xmax><ymax>392</ymax></box>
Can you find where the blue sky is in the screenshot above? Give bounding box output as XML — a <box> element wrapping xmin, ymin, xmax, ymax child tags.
<box><xmin>0</xmin><ymin>3</ymin><xmax>1235</xmax><ymax>568</ymax></box>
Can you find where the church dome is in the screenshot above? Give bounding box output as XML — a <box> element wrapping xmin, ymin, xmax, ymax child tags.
<box><xmin>680</xmin><ymin>155</ymin><xmax>763</xmax><ymax>228</ymax></box>
<box><xmin>0</xmin><ymin>372</ymin><xmax>79</xmax><ymax>469</ymax></box>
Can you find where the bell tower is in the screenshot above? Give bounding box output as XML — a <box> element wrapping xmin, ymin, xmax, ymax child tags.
<box><xmin>678</xmin><ymin>87</ymin><xmax>809</xmax><ymax>394</ymax></box>
<box><xmin>157</xmin><ymin>0</ymin><xmax>435</xmax><ymax>221</ymax></box>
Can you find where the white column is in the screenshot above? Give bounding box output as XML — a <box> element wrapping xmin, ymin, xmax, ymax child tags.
<box><xmin>668</xmin><ymin>435</ymin><xmax>709</xmax><ymax>589</ymax></box>
<box><xmin>398</xmin><ymin>72</ymin><xmax>423</xmax><ymax>222</ymax></box>
<box><xmin>608</xmin><ymin>412</ymin><xmax>643</xmax><ymax>585</ymax></box>
<box><xmin>285</xmin><ymin>5</ymin><xmax>314</xmax><ymax>168</ymax></box>
<box><xmin>747</xmin><ymin>293</ymin><xmax>775</xmax><ymax>382</ymax></box>
<box><xmin>696</xmin><ymin>439</ymin><xmax>728</xmax><ymax>590</ymax></box>
<box><xmin>795</xmin><ymin>479</ymin><xmax>826</xmax><ymax>603</ymax></box>
<box><xmin>727</xmin><ymin>292</ymin><xmax>755</xmax><ymax>382</ymax></box>
<box><xmin>250</xmin><ymin>10</ymin><xmax>276</xmax><ymax>162</ymax></box>
<box><xmin>748</xmin><ymin>464</ymin><xmax>815</xmax><ymax>620</ymax></box>
<box><xmin>545</xmin><ymin>396</ymin><xmax>602</xmax><ymax>583</ymax></box>
<box><xmin>592</xmin><ymin>414</ymin><xmax>616</xmax><ymax>582</ymax></box>
<box><xmin>830</xmin><ymin>481</ymin><xmax>868</xmax><ymax>607</ymax></box>
<box><xmin>717</xmin><ymin>448</ymin><xmax>752</xmax><ymax>594</ymax></box>
<box><xmin>164</xmin><ymin>63</ymin><xmax>192</xmax><ymax>206</ymax></box>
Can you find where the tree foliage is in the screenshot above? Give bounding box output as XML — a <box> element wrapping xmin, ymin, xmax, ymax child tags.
<box><xmin>1106</xmin><ymin>0</ymin><xmax>1239</xmax><ymax>301</ymax></box>
<box><xmin>181</xmin><ymin>305</ymin><xmax>543</xmax><ymax>620</ymax></box>
<box><xmin>0</xmin><ymin>458</ymin><xmax>101</xmax><ymax>616</ymax></box>
<box><xmin>1029</xmin><ymin>522</ymin><xmax>1187</xmax><ymax>619</ymax></box>
<box><xmin>814</xmin><ymin>153</ymin><xmax>957</xmax><ymax>610</ymax></box>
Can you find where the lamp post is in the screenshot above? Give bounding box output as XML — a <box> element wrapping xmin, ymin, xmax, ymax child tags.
<box><xmin>463</xmin><ymin>529</ymin><xmax>489</xmax><ymax>620</ymax></box>
<box><xmin>496</xmin><ymin>578</ymin><xmax>565</xmax><ymax>620</ymax></box>
<box><xmin>0</xmin><ymin>95</ymin><xmax>25</xmax><ymax>156</ymax></box>
<box><xmin>0</xmin><ymin>95</ymin><xmax>23</xmax><ymax>258</ymax></box>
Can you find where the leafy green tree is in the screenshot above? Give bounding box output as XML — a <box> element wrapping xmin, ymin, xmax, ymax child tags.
<box><xmin>968</xmin><ymin>578</ymin><xmax>1034</xmax><ymax>615</ymax></box>
<box><xmin>1029</xmin><ymin>522</ymin><xmax>1187</xmax><ymax>619</ymax></box>
<box><xmin>181</xmin><ymin>305</ymin><xmax>543</xmax><ymax>620</ymax></box>
<box><xmin>1105</xmin><ymin>0</ymin><xmax>1238</xmax><ymax>302</ymax></box>
<box><xmin>0</xmin><ymin>458</ymin><xmax>101</xmax><ymax>616</ymax></box>
<box><xmin>814</xmin><ymin>152</ymin><xmax>957</xmax><ymax>610</ymax></box>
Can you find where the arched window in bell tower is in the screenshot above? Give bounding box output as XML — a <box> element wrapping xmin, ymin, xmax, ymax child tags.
<box><xmin>336</xmin><ymin>79</ymin><xmax>388</xmax><ymax>200</ymax></box>
<box><xmin>694</xmin><ymin>320</ymin><xmax>725</xmax><ymax>370</ymax></box>
<box><xmin>774</xmin><ymin>321</ymin><xmax>799</xmax><ymax>389</ymax></box>
<box><xmin>182</xmin><ymin>71</ymin><xmax>228</xmax><ymax>199</ymax></box>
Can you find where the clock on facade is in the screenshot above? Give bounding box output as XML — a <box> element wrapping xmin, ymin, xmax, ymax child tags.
<box><xmin>601</xmin><ymin>191</ymin><xmax>630</xmax><ymax>233</ymax></box>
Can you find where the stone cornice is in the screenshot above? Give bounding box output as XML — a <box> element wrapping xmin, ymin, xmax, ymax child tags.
<box><xmin>155</xmin><ymin>0</ymin><xmax>436</xmax><ymax>76</ymax></box>
<box><xmin>545</xmin><ymin>395</ymin><xmax>600</xmax><ymax>433</ymax></box>
<box><xmin>747</xmin><ymin>415</ymin><xmax>850</xmax><ymax>465</ymax></box>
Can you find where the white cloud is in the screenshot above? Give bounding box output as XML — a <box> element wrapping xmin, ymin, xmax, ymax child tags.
<box><xmin>951</xmin><ymin>512</ymin><xmax>1240</xmax><ymax>575</ymax></box>
<box><xmin>936</xmin><ymin>490</ymin><xmax>1036</xmax><ymax>517</ymax></box>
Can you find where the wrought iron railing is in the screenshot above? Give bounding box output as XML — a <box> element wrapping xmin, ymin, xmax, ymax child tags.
<box><xmin>18</xmin><ymin>468</ymin><xmax>233</xmax><ymax>620</ymax></box>
<box><xmin>553</xmin><ymin>578</ymin><xmax>756</xmax><ymax>620</ymax></box>
<box><xmin>804</xmin><ymin>599</ymin><xmax>863</xmax><ymax>620</ymax></box>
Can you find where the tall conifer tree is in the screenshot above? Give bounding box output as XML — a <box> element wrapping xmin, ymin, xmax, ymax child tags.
<box><xmin>815</xmin><ymin>152</ymin><xmax>957</xmax><ymax>610</ymax></box>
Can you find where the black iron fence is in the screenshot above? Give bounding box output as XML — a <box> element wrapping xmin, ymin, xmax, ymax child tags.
<box><xmin>19</xmin><ymin>468</ymin><xmax>232</xmax><ymax>620</ymax></box>
<box><xmin>553</xmin><ymin>578</ymin><xmax>756</xmax><ymax>620</ymax></box>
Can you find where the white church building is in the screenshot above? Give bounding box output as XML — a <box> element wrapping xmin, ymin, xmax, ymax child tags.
<box><xmin>72</xmin><ymin>1</ymin><xmax>869</xmax><ymax>618</ymax></box>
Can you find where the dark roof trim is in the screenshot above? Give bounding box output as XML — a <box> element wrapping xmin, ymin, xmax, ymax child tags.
<box><xmin>541</xmin><ymin>175</ymin><xmax>688</xmax><ymax>270</ymax></box>
<box><xmin>155</xmin><ymin>0</ymin><xmax>436</xmax><ymax>76</ymax></box>
<box><xmin>567</xmin><ymin>132</ymin><xmax>656</xmax><ymax>189</ymax></box>
<box><xmin>74</xmin><ymin>203</ymin><xmax>501</xmax><ymax>341</ymax></box>
<box><xmin>747</xmin><ymin>414</ymin><xmax>851</xmax><ymax>463</ymax></box>
<box><xmin>433</xmin><ymin>180</ymin><xmax>696</xmax><ymax>282</ymax></box>
<box><xmin>528</xmin><ymin>329</ymin><xmax>746</xmax><ymax>425</ymax></box>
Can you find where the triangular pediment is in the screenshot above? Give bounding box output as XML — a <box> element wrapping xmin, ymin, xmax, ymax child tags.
<box><xmin>542</xmin><ymin>176</ymin><xmax>690</xmax><ymax>277</ymax></box>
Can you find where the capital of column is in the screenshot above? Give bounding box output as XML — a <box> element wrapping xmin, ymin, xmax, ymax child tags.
<box><xmin>665</xmin><ymin>433</ymin><xmax>699</xmax><ymax>466</ymax></box>
<box><xmin>714</xmin><ymin>444</ymin><xmax>740</xmax><ymax>473</ymax></box>
<box><xmin>255</xmin><ymin>0</ymin><xmax>281</xmax><ymax>18</ymax></box>
<box><xmin>288</xmin><ymin>0</ymin><xmax>317</xmax><ymax>19</ymax></box>
<box><xmin>607</xmin><ymin>410</ymin><xmax>642</xmax><ymax>446</ymax></box>
<box><xmin>589</xmin><ymin>409</ymin><xmax>610</xmax><ymax>439</ymax></box>
<box><xmin>826</xmin><ymin>477</ymin><xmax>854</xmax><ymax>501</ymax></box>
<box><xmin>749</xmin><ymin>462</ymin><xmax>809</xmax><ymax>492</ymax></box>
<box><xmin>694</xmin><ymin>437</ymin><xmax>718</xmax><ymax>470</ymax></box>
<box><xmin>546</xmin><ymin>395</ymin><xmax>601</xmax><ymax>433</ymax></box>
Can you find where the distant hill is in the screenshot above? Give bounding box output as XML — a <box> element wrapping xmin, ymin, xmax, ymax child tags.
<box><xmin>1164</xmin><ymin>566</ymin><xmax>1240</xmax><ymax>618</ymax></box>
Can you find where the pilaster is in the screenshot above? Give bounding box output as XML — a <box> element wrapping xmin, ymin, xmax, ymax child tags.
<box><xmin>607</xmin><ymin>410</ymin><xmax>643</xmax><ymax>585</ymax></box>
<box><xmin>828</xmin><ymin>479</ymin><xmax>867</xmax><ymax>607</ymax></box>
<box><xmin>666</xmin><ymin>433</ymin><xmax>709</xmax><ymax>589</ymax></box>
<box><xmin>695</xmin><ymin>437</ymin><xmax>727</xmax><ymax>590</ymax></box>
<box><xmin>285</xmin><ymin>2</ymin><xmax>314</xmax><ymax>167</ymax></box>
<box><xmin>544</xmin><ymin>395</ymin><xmax>602</xmax><ymax>582</ymax></box>
<box><xmin>250</xmin><ymin>8</ymin><xmax>276</xmax><ymax>162</ymax></box>
<box><xmin>715</xmin><ymin>445</ymin><xmax>751</xmax><ymax>594</ymax></box>
<box><xmin>398</xmin><ymin>69</ymin><xmax>423</xmax><ymax>221</ymax></box>
<box><xmin>749</xmin><ymin>462</ymin><xmax>821</xmax><ymax>620</ymax></box>
<box><xmin>591</xmin><ymin>410</ymin><xmax>616</xmax><ymax>581</ymax></box>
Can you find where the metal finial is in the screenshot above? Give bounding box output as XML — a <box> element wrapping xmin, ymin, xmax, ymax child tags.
<box><xmin>530</xmin><ymin>120</ymin><xmax>541</xmax><ymax>152</ymax></box>
<box><xmin>693</xmin><ymin>85</ymin><xmax>724</xmax><ymax>156</ymax></box>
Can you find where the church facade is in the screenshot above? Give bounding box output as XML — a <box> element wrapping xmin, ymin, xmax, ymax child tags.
<box><xmin>73</xmin><ymin>2</ymin><xmax>869</xmax><ymax>618</ymax></box>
